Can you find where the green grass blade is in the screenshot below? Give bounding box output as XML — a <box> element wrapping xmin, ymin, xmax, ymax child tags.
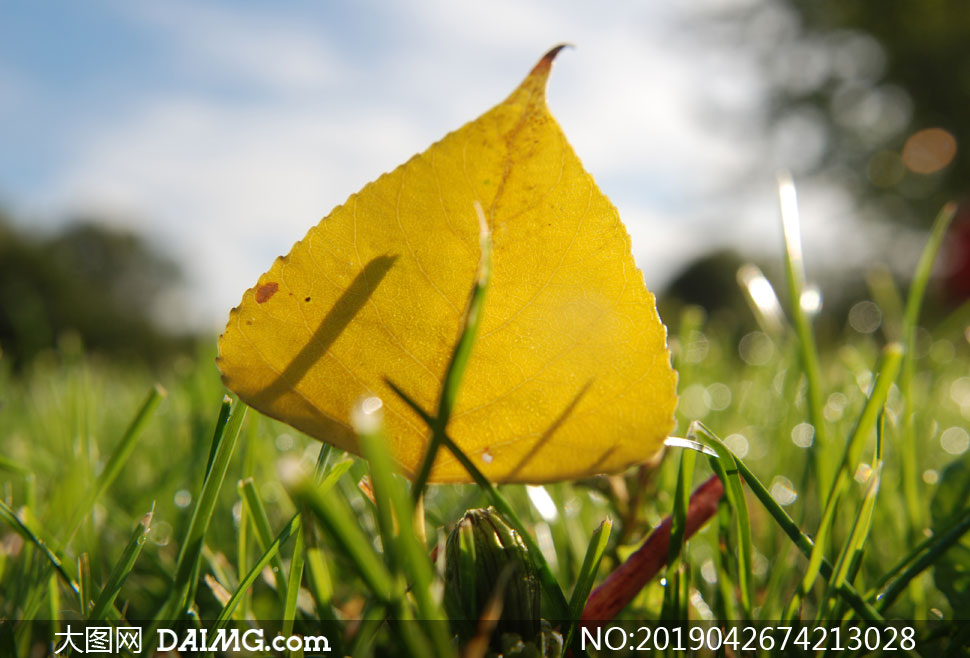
<box><xmin>795</xmin><ymin>344</ymin><xmax>902</xmax><ymax>615</ymax></box>
<box><xmin>65</xmin><ymin>384</ymin><xmax>165</xmax><ymax>543</ymax></box>
<box><xmin>89</xmin><ymin>508</ymin><xmax>153</xmax><ymax>620</ymax></box>
<box><xmin>314</xmin><ymin>442</ymin><xmax>336</xmax><ymax>481</ymax></box>
<box><xmin>668</xmin><ymin>448</ymin><xmax>698</xmax><ymax>567</ymax></box>
<box><xmin>387</xmin><ymin>379</ymin><xmax>571</xmax><ymax>621</ymax></box>
<box><xmin>874</xmin><ymin>506</ymin><xmax>970</xmax><ymax>613</ymax></box>
<box><xmin>692</xmin><ymin>427</ymin><xmax>885</xmax><ymax>621</ymax></box>
<box><xmin>866</xmin><ymin>508</ymin><xmax>966</xmax><ymax>597</ymax></box>
<box><xmin>357</xmin><ymin>417</ymin><xmax>451</xmax><ymax>655</ymax></box>
<box><xmin>47</xmin><ymin>572</ymin><xmax>60</xmax><ymax>630</ymax></box>
<box><xmin>290</xmin><ymin>477</ymin><xmax>394</xmax><ymax>603</ymax></box>
<box><xmin>898</xmin><ymin>202</ymin><xmax>958</xmax><ymax>612</ymax></box>
<box><xmin>358</xmin><ymin>418</ymin><xmax>443</xmax><ymax>616</ymax></box>
<box><xmin>293</xmin><ymin>473</ymin><xmax>434</xmax><ymax>657</ymax></box>
<box><xmin>0</xmin><ymin>499</ymin><xmax>80</xmax><ymax>600</ymax></box>
<box><xmin>303</xmin><ymin>522</ymin><xmax>335</xmax><ymax>614</ymax></box>
<box><xmin>662</xmin><ymin>447</ymin><xmax>697</xmax><ymax>621</ymax></box>
<box><xmin>282</xmin><ymin>522</ymin><xmax>305</xmax><ymax>641</ymax></box>
<box><xmin>161</xmin><ymin>397</ymin><xmax>246</xmax><ymax>619</ymax></box>
<box><xmin>455</xmin><ymin>517</ymin><xmax>477</xmax><ymax>618</ymax></box>
<box><xmin>319</xmin><ymin>458</ymin><xmax>354</xmax><ymax>493</ymax></box>
<box><xmin>202</xmin><ymin>393</ymin><xmax>233</xmax><ymax>481</ymax></box>
<box><xmin>827</xmin><ymin>344</ymin><xmax>902</xmax><ymax>502</ymax></box>
<box><xmin>563</xmin><ymin>517</ymin><xmax>611</xmax><ymax>656</ymax></box>
<box><xmin>0</xmin><ymin>454</ymin><xmax>30</xmax><ymax>476</ymax></box>
<box><xmin>690</xmin><ymin>422</ymin><xmax>752</xmax><ymax>617</ymax></box>
<box><xmin>819</xmin><ymin>462</ymin><xmax>882</xmax><ymax>622</ymax></box>
<box><xmin>411</xmin><ymin>203</ymin><xmax>492</xmax><ymax>500</ymax></box>
<box><xmin>212</xmin><ymin>513</ymin><xmax>302</xmax><ymax>628</ymax></box>
<box><xmin>777</xmin><ymin>172</ymin><xmax>830</xmax><ymax>496</ymax></box>
<box><xmin>301</xmin><ymin>455</ymin><xmax>349</xmax><ymax>620</ymax></box>
<box><xmin>238</xmin><ymin>477</ymin><xmax>288</xmax><ymax>602</ymax></box>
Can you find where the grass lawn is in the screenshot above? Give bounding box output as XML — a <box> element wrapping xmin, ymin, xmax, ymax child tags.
<box><xmin>2</xmin><ymin>204</ymin><xmax>970</xmax><ymax>657</ymax></box>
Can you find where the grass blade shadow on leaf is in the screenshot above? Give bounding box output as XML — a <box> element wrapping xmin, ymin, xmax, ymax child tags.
<box><xmin>257</xmin><ymin>255</ymin><xmax>397</xmax><ymax>407</ymax></box>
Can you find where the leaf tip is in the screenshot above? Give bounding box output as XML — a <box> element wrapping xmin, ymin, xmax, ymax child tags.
<box><xmin>530</xmin><ymin>44</ymin><xmax>572</xmax><ymax>78</ymax></box>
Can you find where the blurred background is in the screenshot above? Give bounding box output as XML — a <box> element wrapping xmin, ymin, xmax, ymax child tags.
<box><xmin>1</xmin><ymin>0</ymin><xmax>968</xmax><ymax>369</ymax></box>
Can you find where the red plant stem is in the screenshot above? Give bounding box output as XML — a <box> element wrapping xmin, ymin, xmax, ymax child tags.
<box><xmin>580</xmin><ymin>474</ymin><xmax>724</xmax><ymax>624</ymax></box>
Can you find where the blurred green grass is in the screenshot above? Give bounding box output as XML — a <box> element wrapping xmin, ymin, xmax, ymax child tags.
<box><xmin>2</xmin><ymin>227</ymin><xmax>970</xmax><ymax>654</ymax></box>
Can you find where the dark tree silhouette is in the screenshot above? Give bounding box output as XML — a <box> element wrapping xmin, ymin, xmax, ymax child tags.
<box><xmin>0</xmin><ymin>214</ymin><xmax>194</xmax><ymax>368</ymax></box>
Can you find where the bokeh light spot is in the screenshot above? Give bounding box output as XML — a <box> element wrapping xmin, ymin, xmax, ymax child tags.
<box><xmin>902</xmin><ymin>127</ymin><xmax>957</xmax><ymax>174</ymax></box>
<box><xmin>848</xmin><ymin>300</ymin><xmax>882</xmax><ymax>334</ymax></box>
<box><xmin>941</xmin><ymin>426</ymin><xmax>970</xmax><ymax>455</ymax></box>
<box><xmin>791</xmin><ymin>422</ymin><xmax>815</xmax><ymax>448</ymax></box>
<box><xmin>770</xmin><ymin>476</ymin><xmax>798</xmax><ymax>506</ymax></box>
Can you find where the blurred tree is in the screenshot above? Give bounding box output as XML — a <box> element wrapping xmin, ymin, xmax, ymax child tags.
<box><xmin>0</xmin><ymin>213</ymin><xmax>194</xmax><ymax>368</ymax></box>
<box><xmin>660</xmin><ymin>249</ymin><xmax>750</xmax><ymax>320</ymax></box>
<box><xmin>721</xmin><ymin>0</ymin><xmax>969</xmax><ymax>227</ymax></box>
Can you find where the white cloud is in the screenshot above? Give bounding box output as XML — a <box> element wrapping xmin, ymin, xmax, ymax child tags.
<box><xmin>25</xmin><ymin>0</ymin><xmax>803</xmax><ymax>330</ymax></box>
<box><xmin>121</xmin><ymin>0</ymin><xmax>344</xmax><ymax>95</ymax></box>
<box><xmin>45</xmin><ymin>97</ymin><xmax>430</xmax><ymax>327</ymax></box>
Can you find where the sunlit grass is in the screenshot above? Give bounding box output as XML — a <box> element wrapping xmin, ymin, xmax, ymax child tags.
<box><xmin>2</xmin><ymin>204</ymin><xmax>970</xmax><ymax>656</ymax></box>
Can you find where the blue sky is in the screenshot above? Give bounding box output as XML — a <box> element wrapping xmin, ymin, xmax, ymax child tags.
<box><xmin>2</xmin><ymin>0</ymin><xmax>870</xmax><ymax>329</ymax></box>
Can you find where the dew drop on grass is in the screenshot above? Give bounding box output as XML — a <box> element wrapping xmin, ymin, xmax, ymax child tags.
<box><xmin>752</xmin><ymin>550</ymin><xmax>769</xmax><ymax>578</ymax></box>
<box><xmin>739</xmin><ymin>331</ymin><xmax>774</xmax><ymax>366</ymax></box>
<box><xmin>848</xmin><ymin>300</ymin><xmax>882</xmax><ymax>334</ymax></box>
<box><xmin>769</xmin><ymin>476</ymin><xmax>798</xmax><ymax>506</ymax></box>
<box><xmin>791</xmin><ymin>422</ymin><xmax>815</xmax><ymax>448</ymax></box>
<box><xmin>724</xmin><ymin>433</ymin><xmax>749</xmax><ymax>458</ymax></box>
<box><xmin>690</xmin><ymin>589</ymin><xmax>715</xmax><ymax>621</ymax></box>
<box><xmin>800</xmin><ymin>286</ymin><xmax>822</xmax><ymax>315</ymax></box>
<box><xmin>351</xmin><ymin>396</ymin><xmax>384</xmax><ymax>434</ymax></box>
<box><xmin>684</xmin><ymin>330</ymin><xmax>710</xmax><ymax>364</ymax></box>
<box><xmin>150</xmin><ymin>521</ymin><xmax>173</xmax><ymax>547</ymax></box>
<box><xmin>679</xmin><ymin>383</ymin><xmax>710</xmax><ymax>419</ymax></box>
<box><xmin>824</xmin><ymin>392</ymin><xmax>848</xmax><ymax>421</ymax></box>
<box><xmin>174</xmin><ymin>489</ymin><xmax>192</xmax><ymax>509</ymax></box>
<box><xmin>950</xmin><ymin>377</ymin><xmax>970</xmax><ymax>406</ymax></box>
<box><xmin>773</xmin><ymin>369</ymin><xmax>787</xmax><ymax>394</ymax></box>
<box><xmin>260</xmin><ymin>481</ymin><xmax>283</xmax><ymax>504</ymax></box>
<box><xmin>700</xmin><ymin>559</ymin><xmax>717</xmax><ymax>584</ymax></box>
<box><xmin>275</xmin><ymin>433</ymin><xmax>294</xmax><ymax>451</ymax></box>
<box><xmin>940</xmin><ymin>426</ymin><xmax>970</xmax><ymax>455</ymax></box>
<box><xmin>705</xmin><ymin>383</ymin><xmax>732</xmax><ymax>411</ymax></box>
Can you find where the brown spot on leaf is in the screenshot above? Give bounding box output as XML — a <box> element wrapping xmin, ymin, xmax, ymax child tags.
<box><xmin>255</xmin><ymin>282</ymin><xmax>279</xmax><ymax>304</ymax></box>
<box><xmin>304</xmin><ymin>296</ymin><xmax>311</xmax><ymax>302</ymax></box>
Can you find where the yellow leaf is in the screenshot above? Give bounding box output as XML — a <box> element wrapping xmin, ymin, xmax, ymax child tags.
<box><xmin>217</xmin><ymin>46</ymin><xmax>677</xmax><ymax>484</ymax></box>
